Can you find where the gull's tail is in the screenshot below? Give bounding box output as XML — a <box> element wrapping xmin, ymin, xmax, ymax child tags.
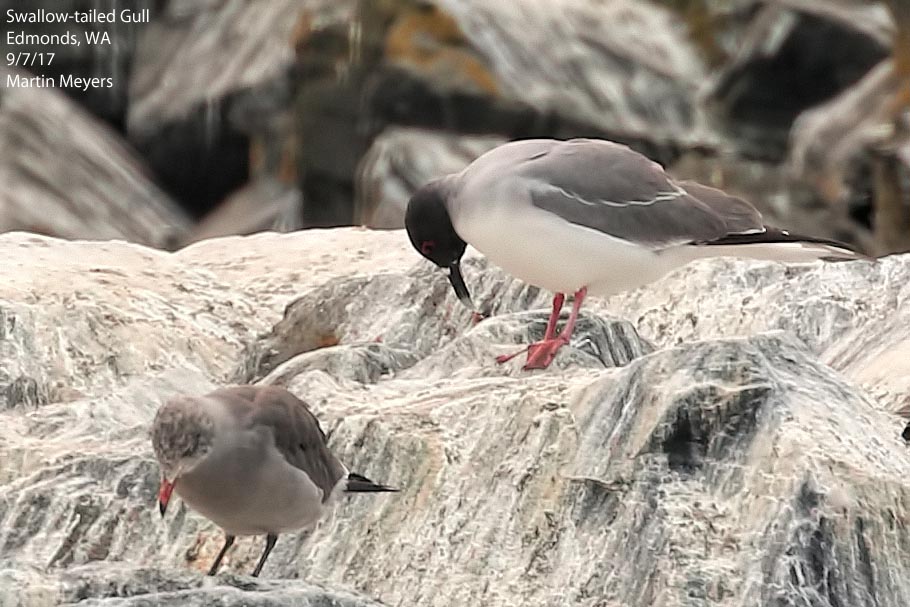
<box><xmin>682</xmin><ymin>226</ymin><xmax>871</xmax><ymax>264</ymax></box>
<box><xmin>345</xmin><ymin>472</ymin><xmax>398</xmax><ymax>493</ymax></box>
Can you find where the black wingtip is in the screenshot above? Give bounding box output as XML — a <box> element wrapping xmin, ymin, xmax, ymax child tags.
<box><xmin>345</xmin><ymin>472</ymin><xmax>399</xmax><ymax>493</ymax></box>
<box><xmin>699</xmin><ymin>226</ymin><xmax>873</xmax><ymax>261</ymax></box>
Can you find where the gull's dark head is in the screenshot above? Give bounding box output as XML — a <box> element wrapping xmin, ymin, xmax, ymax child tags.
<box><xmin>405</xmin><ymin>181</ymin><xmax>473</xmax><ymax>309</ymax></box>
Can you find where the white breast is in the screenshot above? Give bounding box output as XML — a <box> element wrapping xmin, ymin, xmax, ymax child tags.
<box><xmin>454</xmin><ymin>198</ymin><xmax>683</xmax><ymax>297</ymax></box>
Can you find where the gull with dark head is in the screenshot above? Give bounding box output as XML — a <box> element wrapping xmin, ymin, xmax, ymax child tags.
<box><xmin>151</xmin><ymin>385</ymin><xmax>397</xmax><ymax>577</ymax></box>
<box><xmin>406</xmin><ymin>138</ymin><xmax>866</xmax><ymax>370</ymax></box>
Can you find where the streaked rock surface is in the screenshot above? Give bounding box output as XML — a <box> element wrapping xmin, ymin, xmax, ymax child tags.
<box><xmin>1</xmin><ymin>565</ymin><xmax>384</xmax><ymax>606</ymax></box>
<box><xmin>127</xmin><ymin>0</ymin><xmax>322</xmax><ymax>133</ymax></box>
<box><xmin>0</xmin><ymin>67</ymin><xmax>191</xmax><ymax>248</ymax></box>
<box><xmin>126</xmin><ymin>0</ymin><xmax>347</xmax><ymax>217</ymax></box>
<box><xmin>364</xmin><ymin>0</ymin><xmax>714</xmax><ymax>152</ymax></box>
<box><xmin>1</xmin><ymin>229</ymin><xmax>908</xmax><ymax>606</ymax></box>
<box><xmin>428</xmin><ymin>0</ymin><xmax>713</xmax><ymax>145</ymax></box>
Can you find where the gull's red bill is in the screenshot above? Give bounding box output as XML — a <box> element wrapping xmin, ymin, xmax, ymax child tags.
<box><xmin>158</xmin><ymin>478</ymin><xmax>176</xmax><ymax>516</ymax></box>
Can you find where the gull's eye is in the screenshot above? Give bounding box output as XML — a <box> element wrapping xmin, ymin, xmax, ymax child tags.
<box><xmin>420</xmin><ymin>240</ymin><xmax>436</xmax><ymax>256</ymax></box>
<box><xmin>183</xmin><ymin>432</ymin><xmax>202</xmax><ymax>457</ymax></box>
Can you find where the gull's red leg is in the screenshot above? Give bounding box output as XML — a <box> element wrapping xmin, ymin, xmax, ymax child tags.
<box><xmin>555</xmin><ymin>286</ymin><xmax>587</xmax><ymax>342</ymax></box>
<box><xmin>542</xmin><ymin>293</ymin><xmax>565</xmax><ymax>341</ymax></box>
<box><xmin>521</xmin><ymin>286</ymin><xmax>587</xmax><ymax>370</ymax></box>
<box><xmin>495</xmin><ymin>293</ymin><xmax>565</xmax><ymax>364</ymax></box>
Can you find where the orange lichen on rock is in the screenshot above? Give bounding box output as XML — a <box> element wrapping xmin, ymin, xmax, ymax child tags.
<box><xmin>289</xmin><ymin>10</ymin><xmax>312</xmax><ymax>54</ymax></box>
<box><xmin>385</xmin><ymin>5</ymin><xmax>499</xmax><ymax>96</ymax></box>
<box><xmin>889</xmin><ymin>0</ymin><xmax>910</xmax><ymax>106</ymax></box>
<box><xmin>317</xmin><ymin>333</ymin><xmax>341</xmax><ymax>349</ymax></box>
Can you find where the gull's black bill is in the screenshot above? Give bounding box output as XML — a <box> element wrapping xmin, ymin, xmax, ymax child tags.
<box><xmin>447</xmin><ymin>262</ymin><xmax>474</xmax><ymax>310</ymax></box>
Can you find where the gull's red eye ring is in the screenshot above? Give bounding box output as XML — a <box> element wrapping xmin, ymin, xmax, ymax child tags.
<box><xmin>420</xmin><ymin>240</ymin><xmax>436</xmax><ymax>255</ymax></box>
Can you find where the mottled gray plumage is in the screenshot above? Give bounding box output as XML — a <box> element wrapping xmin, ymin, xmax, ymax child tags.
<box><xmin>150</xmin><ymin>385</ymin><xmax>396</xmax><ymax>577</ymax></box>
<box><xmin>151</xmin><ymin>398</ymin><xmax>216</xmax><ymax>477</ymax></box>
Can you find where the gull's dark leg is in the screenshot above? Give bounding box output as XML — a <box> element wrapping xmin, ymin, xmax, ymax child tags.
<box><xmin>522</xmin><ymin>286</ymin><xmax>588</xmax><ymax>370</ymax></box>
<box><xmin>496</xmin><ymin>293</ymin><xmax>565</xmax><ymax>365</ymax></box>
<box><xmin>207</xmin><ymin>534</ymin><xmax>235</xmax><ymax>576</ymax></box>
<box><xmin>251</xmin><ymin>533</ymin><xmax>278</xmax><ymax>578</ymax></box>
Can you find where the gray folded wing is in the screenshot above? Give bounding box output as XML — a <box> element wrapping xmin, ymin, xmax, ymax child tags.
<box><xmin>215</xmin><ymin>386</ymin><xmax>347</xmax><ymax>502</ymax></box>
<box><xmin>525</xmin><ymin>140</ymin><xmax>765</xmax><ymax>249</ymax></box>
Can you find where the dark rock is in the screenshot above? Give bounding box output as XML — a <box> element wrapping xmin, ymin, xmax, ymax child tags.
<box><xmin>380</xmin><ymin>0</ymin><xmax>713</xmax><ymax>144</ymax></box>
<box><xmin>128</xmin><ymin>102</ymin><xmax>252</xmax><ymax>219</ymax></box>
<box><xmin>4</xmin><ymin>376</ymin><xmax>49</xmax><ymax>409</ymax></box>
<box><xmin>0</xmin><ymin>67</ymin><xmax>191</xmax><ymax>247</ymax></box>
<box><xmin>126</xmin><ymin>0</ymin><xmax>336</xmax><ymax>219</ymax></box>
<box><xmin>790</xmin><ymin>59</ymin><xmax>910</xmax><ymax>254</ymax></box>
<box><xmin>708</xmin><ymin>0</ymin><xmax>892</xmax><ymax>160</ymax></box>
<box><xmin>293</xmin><ymin>0</ymin><xmax>714</xmax><ymax>226</ymax></box>
<box><xmin>296</xmin><ymin>78</ymin><xmax>370</xmax><ymax>227</ymax></box>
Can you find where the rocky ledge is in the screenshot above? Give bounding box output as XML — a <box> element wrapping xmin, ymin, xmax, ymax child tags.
<box><xmin>1</xmin><ymin>229</ymin><xmax>908</xmax><ymax>606</ymax></box>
